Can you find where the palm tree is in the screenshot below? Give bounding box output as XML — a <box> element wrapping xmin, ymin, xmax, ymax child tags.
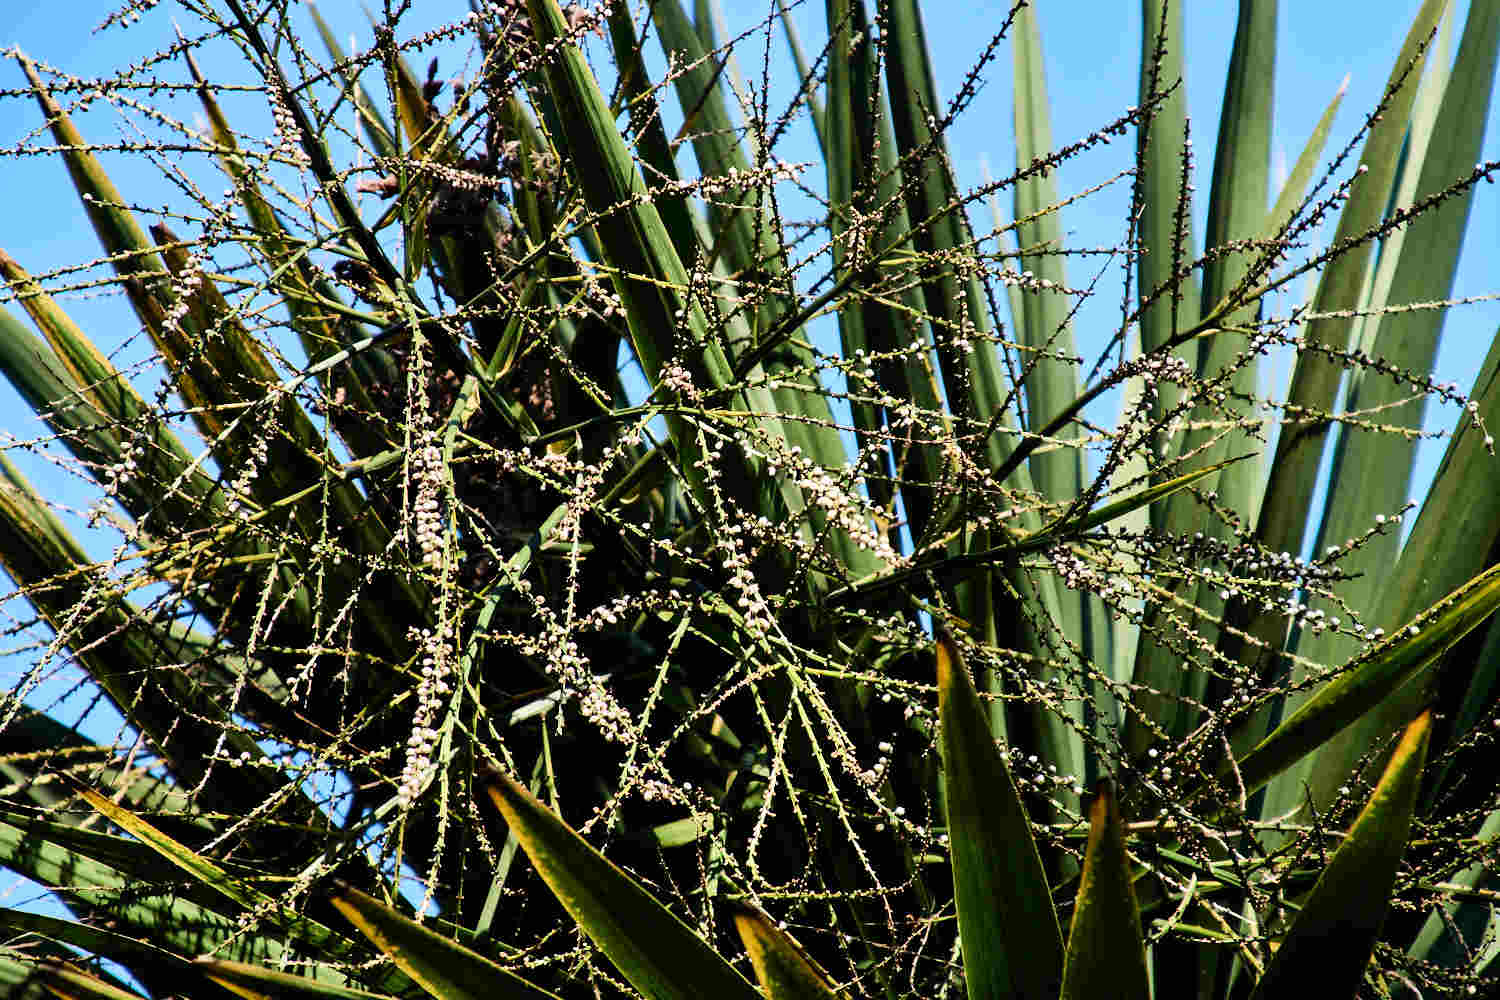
<box><xmin>0</xmin><ymin>0</ymin><xmax>1497</xmax><ymax>996</ymax></box>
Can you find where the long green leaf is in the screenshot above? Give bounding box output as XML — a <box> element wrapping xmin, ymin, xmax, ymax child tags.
<box><xmin>1248</xmin><ymin>710</ymin><xmax>1432</xmax><ymax>999</ymax></box>
<box><xmin>523</xmin><ymin>0</ymin><xmax>803</xmax><ymax>545</ymax></box>
<box><xmin>0</xmin><ymin>806</ymin><xmax>246</xmax><ymax>889</ymax></box>
<box><xmin>1257</xmin><ymin>7</ymin><xmax>1451</xmax><ymax>827</ymax></box>
<box><xmin>197</xmin><ymin>957</ymin><xmax>392</xmax><ymax>1000</ymax></box>
<box><xmin>147</xmin><ymin>223</ymin><xmax>421</xmax><ymax>648</ymax></box>
<box><xmin>879</xmin><ymin>4</ymin><xmax>1075</xmax><ymax>760</ymax></box>
<box><xmin>0</xmin><ymin>253</ymin><xmax>225</xmax><ymax>531</ymax></box>
<box><xmin>1176</xmin><ymin>0</ymin><xmax>1277</xmax><ymax>708</ymax></box>
<box><xmin>604</xmin><ymin>1</ymin><xmax>696</xmax><ymax>261</ymax></box>
<box><xmin>822</xmin><ymin>0</ymin><xmax>889</xmax><ymax>539</ymax></box>
<box><xmin>0</xmin><ymin>814</ymin><xmax>286</xmax><ymax>973</ymax></box>
<box><xmin>329</xmin><ymin>885</ymin><xmax>559</xmax><ymax>1000</ymax></box>
<box><xmin>1195</xmin><ymin>73</ymin><xmax>1348</xmax><ymax>735</ymax></box>
<box><xmin>1125</xmin><ymin>0</ymin><xmax>1274</xmax><ymax>765</ymax></box>
<box><xmin>1293</xmin><ymin>0</ymin><xmax>1500</xmax><ymax>814</ymax></box>
<box><xmin>183</xmin><ymin>39</ymin><xmax>400</xmax><ymax>459</ymax></box>
<box><xmin>1117</xmin><ymin>75</ymin><xmax>1347</xmax><ymax>716</ymax></box>
<box><xmin>1135</xmin><ymin>0</ymin><xmax>1199</xmax><ymax>369</ymax></box>
<box><xmin>0</xmin><ymin>909</ymin><xmax>204</xmax><ymax>999</ymax></box>
<box><xmin>0</xmin><ymin>701</ymin><xmax>210</xmax><ymax>825</ymax></box>
<box><xmin>728</xmin><ymin>900</ymin><xmax>839</xmax><ymax>1000</ymax></box>
<box><xmin>1011</xmin><ymin>1</ymin><xmax>1083</xmax><ymax>506</ymax></box>
<box><xmin>15</xmin><ymin>53</ymin><xmax>169</xmax><ymax>333</ymax></box>
<box><xmin>1059</xmin><ymin>783</ymin><xmax>1149</xmax><ymax>1000</ymax></box>
<box><xmin>481</xmin><ymin>768</ymin><xmax>762</xmax><ymax>1000</ymax></box>
<box><xmin>0</xmin><ymin>452</ymin><xmax>294</xmax><ymax>813</ymax></box>
<box><xmin>880</xmin><ymin>0</ymin><xmax>1021</xmax><ymax>472</ymax></box>
<box><xmin>824</xmin><ymin>0</ymin><xmax>946</xmax><ymax>547</ymax></box>
<box><xmin>654</xmin><ymin>0</ymin><xmax>876</xmax><ymax>574</ymax></box>
<box><xmin>936</xmin><ymin>631</ymin><xmax>1063</xmax><ymax>1000</ymax></box>
<box><xmin>27</xmin><ymin>963</ymin><xmax>148</xmax><ymax>1000</ymax></box>
<box><xmin>74</xmin><ymin>785</ymin><xmax>396</xmax><ymax>990</ymax></box>
<box><xmin>651</xmin><ymin>0</ymin><xmax>772</xmax><ymax>286</ymax></box>
<box><xmin>776</xmin><ymin>0</ymin><xmax>825</xmax><ymax>150</ymax></box>
<box><xmin>1223</xmin><ymin>0</ymin><xmax>1447</xmax><ymax>687</ymax></box>
<box><xmin>1199</xmin><ymin>0</ymin><xmax>1276</xmax><ymax>322</ymax></box>
<box><xmin>1009</xmin><ymin>5</ymin><xmax>1110</xmax><ymax>753</ymax></box>
<box><xmin>1232</xmin><ymin>562</ymin><xmax>1500</xmax><ymax>796</ymax></box>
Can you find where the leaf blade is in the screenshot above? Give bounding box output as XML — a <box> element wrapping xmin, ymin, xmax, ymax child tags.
<box><xmin>329</xmin><ymin>885</ymin><xmax>559</xmax><ymax>1000</ymax></box>
<box><xmin>1059</xmin><ymin>783</ymin><xmax>1149</xmax><ymax>1000</ymax></box>
<box><xmin>1234</xmin><ymin>562</ymin><xmax>1500</xmax><ymax>796</ymax></box>
<box><xmin>936</xmin><ymin>632</ymin><xmax>1063</xmax><ymax>1000</ymax></box>
<box><xmin>728</xmin><ymin>900</ymin><xmax>839</xmax><ymax>1000</ymax></box>
<box><xmin>480</xmin><ymin>768</ymin><xmax>762</xmax><ymax>1000</ymax></box>
<box><xmin>1249</xmin><ymin>710</ymin><xmax>1434</xmax><ymax>999</ymax></box>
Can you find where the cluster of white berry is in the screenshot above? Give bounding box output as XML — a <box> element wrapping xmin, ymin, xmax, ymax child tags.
<box><xmin>398</xmin><ymin>619</ymin><xmax>456</xmax><ymax>807</ymax></box>
<box><xmin>404</xmin><ymin>340</ymin><xmax>448</xmax><ymax>568</ymax></box>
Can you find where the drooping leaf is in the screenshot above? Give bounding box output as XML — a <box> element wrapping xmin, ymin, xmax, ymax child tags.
<box><xmin>72</xmin><ymin>786</ymin><xmax>397</xmax><ymax>990</ymax></box>
<box><xmin>1232</xmin><ymin>563</ymin><xmax>1500</xmax><ymax>797</ymax></box>
<box><xmin>329</xmin><ymin>885</ymin><xmax>560</xmax><ymax>1000</ymax></box>
<box><xmin>0</xmin><ymin>908</ymin><xmax>211</xmax><ymax>1000</ymax></box>
<box><xmin>481</xmin><ymin>767</ymin><xmax>762</xmax><ymax>1000</ymax></box>
<box><xmin>26</xmin><ymin>963</ymin><xmax>148</xmax><ymax>1000</ymax></box>
<box><xmin>197</xmin><ymin>957</ymin><xmax>392</xmax><ymax>1000</ymax></box>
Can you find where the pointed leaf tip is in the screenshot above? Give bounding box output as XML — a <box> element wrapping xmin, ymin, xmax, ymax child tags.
<box><xmin>934</xmin><ymin>628</ymin><xmax>961</xmax><ymax>693</ymax></box>
<box><xmin>479</xmin><ymin>764</ymin><xmax>761</xmax><ymax>1000</ymax></box>
<box><xmin>727</xmin><ymin>899</ymin><xmax>839</xmax><ymax>1000</ymax></box>
<box><xmin>935</xmin><ymin>631</ymin><xmax>1064</xmax><ymax>1000</ymax></box>
<box><xmin>1059</xmin><ymin>782</ymin><xmax>1149</xmax><ymax>1000</ymax></box>
<box><xmin>329</xmin><ymin>882</ymin><xmax>560</xmax><ymax>1000</ymax></box>
<box><xmin>1249</xmin><ymin>709</ymin><xmax>1433</xmax><ymax>1000</ymax></box>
